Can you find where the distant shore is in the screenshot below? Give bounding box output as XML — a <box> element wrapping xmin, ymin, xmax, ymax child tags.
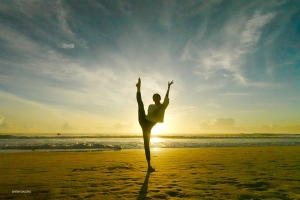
<box><xmin>1</xmin><ymin>133</ymin><xmax>300</xmax><ymax>139</ymax></box>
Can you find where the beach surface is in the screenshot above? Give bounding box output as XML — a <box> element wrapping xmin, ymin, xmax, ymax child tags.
<box><xmin>1</xmin><ymin>147</ymin><xmax>300</xmax><ymax>199</ymax></box>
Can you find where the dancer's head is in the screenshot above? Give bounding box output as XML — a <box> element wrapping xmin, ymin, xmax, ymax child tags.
<box><xmin>153</xmin><ymin>93</ymin><xmax>161</xmax><ymax>103</ymax></box>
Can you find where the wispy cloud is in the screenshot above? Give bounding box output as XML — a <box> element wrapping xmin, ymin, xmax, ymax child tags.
<box><xmin>0</xmin><ymin>115</ymin><xmax>13</xmax><ymax>130</ymax></box>
<box><xmin>196</xmin><ymin>83</ymin><xmax>224</xmax><ymax>92</ymax></box>
<box><xmin>206</xmin><ymin>99</ymin><xmax>221</xmax><ymax>108</ymax></box>
<box><xmin>199</xmin><ymin>118</ymin><xmax>236</xmax><ymax>129</ymax></box>
<box><xmin>61</xmin><ymin>123</ymin><xmax>76</xmax><ymax>131</ymax></box>
<box><xmin>241</xmin><ymin>12</ymin><xmax>275</xmax><ymax>49</ymax></box>
<box><xmin>182</xmin><ymin>4</ymin><xmax>276</xmax><ymax>86</ymax></box>
<box><xmin>198</xmin><ymin>119</ymin><xmax>300</xmax><ymax>133</ymax></box>
<box><xmin>60</xmin><ymin>43</ymin><xmax>75</xmax><ymax>49</ymax></box>
<box><xmin>0</xmin><ymin>115</ymin><xmax>4</xmax><ymax>125</ymax></box>
<box><xmin>217</xmin><ymin>92</ymin><xmax>253</xmax><ymax>96</ymax></box>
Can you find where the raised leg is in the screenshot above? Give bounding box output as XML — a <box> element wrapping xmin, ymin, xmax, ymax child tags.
<box><xmin>136</xmin><ymin>78</ymin><xmax>146</xmax><ymax>126</ymax></box>
<box><xmin>137</xmin><ymin>92</ymin><xmax>146</xmax><ymax>126</ymax></box>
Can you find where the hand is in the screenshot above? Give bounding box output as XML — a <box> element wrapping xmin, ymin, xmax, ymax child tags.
<box><xmin>168</xmin><ymin>80</ymin><xmax>174</xmax><ymax>87</ymax></box>
<box><xmin>136</xmin><ymin>77</ymin><xmax>141</xmax><ymax>88</ymax></box>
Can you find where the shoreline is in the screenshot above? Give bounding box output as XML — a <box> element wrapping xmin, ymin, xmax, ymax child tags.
<box><xmin>1</xmin><ymin>145</ymin><xmax>300</xmax><ymax>153</ymax></box>
<box><xmin>1</xmin><ymin>146</ymin><xmax>300</xmax><ymax>199</ymax></box>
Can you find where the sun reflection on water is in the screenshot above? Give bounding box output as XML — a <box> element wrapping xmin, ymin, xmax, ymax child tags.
<box><xmin>151</xmin><ymin>137</ymin><xmax>162</xmax><ymax>143</ymax></box>
<box><xmin>151</xmin><ymin>137</ymin><xmax>164</xmax><ymax>150</ymax></box>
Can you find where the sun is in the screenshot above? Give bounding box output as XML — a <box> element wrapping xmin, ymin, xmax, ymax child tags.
<box><xmin>151</xmin><ymin>123</ymin><xmax>165</xmax><ymax>136</ymax></box>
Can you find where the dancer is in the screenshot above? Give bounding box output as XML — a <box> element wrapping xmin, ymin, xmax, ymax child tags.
<box><xmin>136</xmin><ymin>78</ymin><xmax>173</xmax><ymax>171</ymax></box>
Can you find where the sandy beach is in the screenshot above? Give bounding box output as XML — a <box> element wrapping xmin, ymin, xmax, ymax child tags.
<box><xmin>1</xmin><ymin>147</ymin><xmax>300</xmax><ymax>199</ymax></box>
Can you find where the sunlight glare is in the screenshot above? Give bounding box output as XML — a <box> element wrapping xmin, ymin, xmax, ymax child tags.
<box><xmin>151</xmin><ymin>123</ymin><xmax>165</xmax><ymax>135</ymax></box>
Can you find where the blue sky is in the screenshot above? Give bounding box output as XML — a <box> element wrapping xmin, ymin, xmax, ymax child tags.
<box><xmin>0</xmin><ymin>0</ymin><xmax>299</xmax><ymax>134</ymax></box>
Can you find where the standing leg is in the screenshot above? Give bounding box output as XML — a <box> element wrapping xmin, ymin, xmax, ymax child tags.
<box><xmin>143</xmin><ymin>122</ymin><xmax>156</xmax><ymax>171</ymax></box>
<box><xmin>143</xmin><ymin>129</ymin><xmax>151</xmax><ymax>162</ymax></box>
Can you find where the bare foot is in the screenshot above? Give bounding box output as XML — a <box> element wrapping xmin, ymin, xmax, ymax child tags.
<box><xmin>136</xmin><ymin>77</ymin><xmax>141</xmax><ymax>90</ymax></box>
<box><xmin>148</xmin><ymin>166</ymin><xmax>155</xmax><ymax>172</ymax></box>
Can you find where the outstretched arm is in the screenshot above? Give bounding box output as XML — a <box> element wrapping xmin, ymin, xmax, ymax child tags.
<box><xmin>136</xmin><ymin>77</ymin><xmax>141</xmax><ymax>92</ymax></box>
<box><xmin>152</xmin><ymin>80</ymin><xmax>173</xmax><ymax>115</ymax></box>
<box><xmin>165</xmin><ymin>80</ymin><xmax>174</xmax><ymax>98</ymax></box>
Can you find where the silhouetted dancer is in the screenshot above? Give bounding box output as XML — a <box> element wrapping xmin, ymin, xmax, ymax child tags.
<box><xmin>136</xmin><ymin>77</ymin><xmax>173</xmax><ymax>171</ymax></box>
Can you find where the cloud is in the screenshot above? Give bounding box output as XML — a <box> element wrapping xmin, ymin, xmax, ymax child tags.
<box><xmin>111</xmin><ymin>122</ymin><xmax>138</xmax><ymax>134</ymax></box>
<box><xmin>241</xmin><ymin>12</ymin><xmax>275</xmax><ymax>49</ymax></box>
<box><xmin>0</xmin><ymin>1</ymin><xmax>86</xmax><ymax>58</ymax></box>
<box><xmin>261</xmin><ymin>123</ymin><xmax>282</xmax><ymax>131</ymax></box>
<box><xmin>196</xmin><ymin>83</ymin><xmax>224</xmax><ymax>92</ymax></box>
<box><xmin>113</xmin><ymin>122</ymin><xmax>132</xmax><ymax>129</ymax></box>
<box><xmin>61</xmin><ymin>123</ymin><xmax>75</xmax><ymax>131</ymax></box>
<box><xmin>0</xmin><ymin>115</ymin><xmax>4</xmax><ymax>124</ymax></box>
<box><xmin>252</xmin><ymin>124</ymin><xmax>300</xmax><ymax>133</ymax></box>
<box><xmin>199</xmin><ymin>120</ymin><xmax>214</xmax><ymax>129</ymax></box>
<box><xmin>0</xmin><ymin>121</ymin><xmax>12</xmax><ymax>129</ymax></box>
<box><xmin>0</xmin><ymin>8</ymin><xmax>182</xmax><ymax>111</ymax></box>
<box><xmin>214</xmin><ymin>118</ymin><xmax>236</xmax><ymax>127</ymax></box>
<box><xmin>206</xmin><ymin>99</ymin><xmax>221</xmax><ymax>108</ymax></box>
<box><xmin>217</xmin><ymin>92</ymin><xmax>253</xmax><ymax>96</ymax></box>
<box><xmin>255</xmin><ymin>124</ymin><xmax>300</xmax><ymax>133</ymax></box>
<box><xmin>23</xmin><ymin>124</ymin><xmax>38</xmax><ymax>131</ymax></box>
<box><xmin>198</xmin><ymin>121</ymin><xmax>300</xmax><ymax>133</ymax></box>
<box><xmin>199</xmin><ymin>118</ymin><xmax>236</xmax><ymax>129</ymax></box>
<box><xmin>0</xmin><ymin>115</ymin><xmax>13</xmax><ymax>130</ymax></box>
<box><xmin>60</xmin><ymin>43</ymin><xmax>75</xmax><ymax>49</ymax></box>
<box><xmin>57</xmin><ymin>6</ymin><xmax>75</xmax><ymax>37</ymax></box>
<box><xmin>182</xmin><ymin>5</ymin><xmax>276</xmax><ymax>86</ymax></box>
<box><xmin>284</xmin><ymin>125</ymin><xmax>300</xmax><ymax>133</ymax></box>
<box><xmin>0</xmin><ymin>115</ymin><xmax>12</xmax><ymax>130</ymax></box>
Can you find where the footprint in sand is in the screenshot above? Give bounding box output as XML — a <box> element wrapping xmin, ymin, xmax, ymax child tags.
<box><xmin>84</xmin><ymin>194</ymin><xmax>95</xmax><ymax>198</ymax></box>
<box><xmin>166</xmin><ymin>190</ymin><xmax>178</xmax><ymax>197</ymax></box>
<box><xmin>109</xmin><ymin>187</ymin><xmax>122</xmax><ymax>191</ymax></box>
<box><xmin>72</xmin><ymin>167</ymin><xmax>97</xmax><ymax>172</ymax></box>
<box><xmin>236</xmin><ymin>181</ymin><xmax>270</xmax><ymax>191</ymax></box>
<box><xmin>149</xmin><ymin>189</ymin><xmax>160</xmax><ymax>192</ymax></box>
<box><xmin>88</xmin><ymin>183</ymin><xmax>99</xmax><ymax>187</ymax></box>
<box><xmin>152</xmin><ymin>194</ymin><xmax>167</xmax><ymax>199</ymax></box>
<box><xmin>107</xmin><ymin>163</ymin><xmax>135</xmax><ymax>171</ymax></box>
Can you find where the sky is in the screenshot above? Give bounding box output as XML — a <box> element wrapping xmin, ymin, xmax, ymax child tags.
<box><xmin>0</xmin><ymin>0</ymin><xmax>300</xmax><ymax>135</ymax></box>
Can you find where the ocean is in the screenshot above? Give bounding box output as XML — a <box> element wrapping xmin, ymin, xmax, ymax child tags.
<box><xmin>1</xmin><ymin>134</ymin><xmax>300</xmax><ymax>153</ymax></box>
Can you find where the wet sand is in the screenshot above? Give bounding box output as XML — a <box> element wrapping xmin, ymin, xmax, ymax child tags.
<box><xmin>1</xmin><ymin>147</ymin><xmax>300</xmax><ymax>199</ymax></box>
